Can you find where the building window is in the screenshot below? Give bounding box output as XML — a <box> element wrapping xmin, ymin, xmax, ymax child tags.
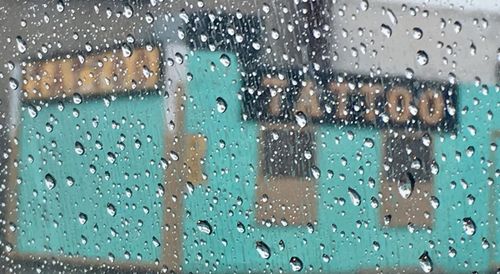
<box><xmin>262</xmin><ymin>127</ymin><xmax>315</xmax><ymax>179</ymax></box>
<box><xmin>381</xmin><ymin>130</ymin><xmax>435</xmax><ymax>227</ymax></box>
<box><xmin>256</xmin><ymin>124</ymin><xmax>317</xmax><ymax>226</ymax></box>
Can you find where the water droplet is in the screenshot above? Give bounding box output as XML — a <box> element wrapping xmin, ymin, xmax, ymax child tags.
<box><xmin>74</xmin><ymin>141</ymin><xmax>85</xmax><ymax>155</ymax></box>
<box><xmin>289</xmin><ymin>257</ymin><xmax>303</xmax><ymax>272</ymax></box>
<box><xmin>197</xmin><ymin>220</ymin><xmax>213</xmax><ymax>235</ymax></box>
<box><xmin>311</xmin><ymin>166</ymin><xmax>321</xmax><ymax>179</ymax></box>
<box><xmin>482</xmin><ymin>238</ymin><xmax>490</xmax><ymax>249</ymax></box>
<box><xmin>56</xmin><ymin>0</ymin><xmax>65</xmax><ymax>12</ymax></box>
<box><xmin>453</xmin><ymin>21</ymin><xmax>462</xmax><ymax>33</ymax></box>
<box><xmin>416</xmin><ymin>50</ymin><xmax>429</xmax><ymax>66</ymax></box>
<box><xmin>380</xmin><ymin>24</ymin><xmax>392</xmax><ymax>38</ymax></box>
<box><xmin>145</xmin><ymin>12</ymin><xmax>154</xmax><ymax>24</ymax></box>
<box><xmin>256</xmin><ymin>241</ymin><xmax>271</xmax><ymax>259</ymax></box>
<box><xmin>448</xmin><ymin>247</ymin><xmax>457</xmax><ymax>257</ymax></box>
<box><xmin>386</xmin><ymin>9</ymin><xmax>398</xmax><ymax>25</ymax></box>
<box><xmin>16</xmin><ymin>36</ymin><xmax>27</xmax><ymax>53</ymax></box>
<box><xmin>107</xmin><ymin>203</ymin><xmax>117</xmax><ymax>216</ymax></box>
<box><xmin>412</xmin><ymin>27</ymin><xmax>423</xmax><ymax>39</ymax></box>
<box><xmin>348</xmin><ymin>187</ymin><xmax>361</xmax><ymax>206</ymax></box>
<box><xmin>73</xmin><ymin>93</ymin><xmax>82</xmax><ymax>104</ymax></box>
<box><xmin>398</xmin><ymin>173</ymin><xmax>414</xmax><ymax>199</ymax></box>
<box><xmin>44</xmin><ymin>174</ymin><xmax>56</xmax><ymax>190</ymax></box>
<box><xmin>27</xmin><ymin>105</ymin><xmax>38</xmax><ymax>118</ymax></box>
<box><xmin>271</xmin><ymin>29</ymin><xmax>280</xmax><ymax>40</ymax></box>
<box><xmin>78</xmin><ymin>212</ymin><xmax>88</xmax><ymax>224</ymax></box>
<box><xmin>419</xmin><ymin>251</ymin><xmax>433</xmax><ymax>273</ymax></box>
<box><xmin>470</xmin><ymin>42</ymin><xmax>476</xmax><ymax>56</ymax></box>
<box><xmin>360</xmin><ymin>0</ymin><xmax>369</xmax><ymax>11</ymax></box>
<box><xmin>216</xmin><ymin>97</ymin><xmax>227</xmax><ymax>113</ymax></box>
<box><xmin>463</xmin><ymin>217</ymin><xmax>476</xmax><ymax>236</ymax></box>
<box><xmin>123</xmin><ymin>4</ymin><xmax>133</xmax><ymax>18</ymax></box>
<box><xmin>9</xmin><ymin>78</ymin><xmax>18</xmax><ymax>90</ymax></box>
<box><xmin>295</xmin><ymin>111</ymin><xmax>307</xmax><ymax>128</ymax></box>
<box><xmin>430</xmin><ymin>162</ymin><xmax>439</xmax><ymax>175</ymax></box>
<box><xmin>66</xmin><ymin>176</ymin><xmax>75</xmax><ymax>187</ymax></box>
<box><xmin>363</xmin><ymin>138</ymin><xmax>374</xmax><ymax>148</ymax></box>
<box><xmin>236</xmin><ymin>222</ymin><xmax>245</xmax><ymax>233</ymax></box>
<box><xmin>219</xmin><ymin>53</ymin><xmax>231</xmax><ymax>67</ymax></box>
<box><xmin>430</xmin><ymin>196</ymin><xmax>440</xmax><ymax>209</ymax></box>
<box><xmin>121</xmin><ymin>44</ymin><xmax>132</xmax><ymax>58</ymax></box>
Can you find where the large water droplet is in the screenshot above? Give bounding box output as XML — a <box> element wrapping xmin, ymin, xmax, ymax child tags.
<box><xmin>256</xmin><ymin>241</ymin><xmax>271</xmax><ymax>259</ymax></box>
<box><xmin>107</xmin><ymin>203</ymin><xmax>117</xmax><ymax>217</ymax></box>
<box><xmin>219</xmin><ymin>54</ymin><xmax>231</xmax><ymax>67</ymax></box>
<box><xmin>216</xmin><ymin>97</ymin><xmax>227</xmax><ymax>113</ymax></box>
<box><xmin>360</xmin><ymin>0</ymin><xmax>369</xmax><ymax>11</ymax></box>
<box><xmin>412</xmin><ymin>28</ymin><xmax>423</xmax><ymax>39</ymax></box>
<box><xmin>289</xmin><ymin>257</ymin><xmax>303</xmax><ymax>272</ymax></box>
<box><xmin>463</xmin><ymin>217</ymin><xmax>476</xmax><ymax>236</ymax></box>
<box><xmin>380</xmin><ymin>24</ymin><xmax>392</xmax><ymax>38</ymax></box>
<box><xmin>416</xmin><ymin>50</ymin><xmax>429</xmax><ymax>66</ymax></box>
<box><xmin>398</xmin><ymin>173</ymin><xmax>414</xmax><ymax>199</ymax></box>
<box><xmin>78</xmin><ymin>212</ymin><xmax>88</xmax><ymax>225</ymax></box>
<box><xmin>311</xmin><ymin>166</ymin><xmax>321</xmax><ymax>179</ymax></box>
<box><xmin>430</xmin><ymin>196</ymin><xmax>440</xmax><ymax>209</ymax></box>
<box><xmin>27</xmin><ymin>105</ymin><xmax>38</xmax><ymax>118</ymax></box>
<box><xmin>197</xmin><ymin>220</ymin><xmax>213</xmax><ymax>235</ymax></box>
<box><xmin>56</xmin><ymin>0</ymin><xmax>65</xmax><ymax>12</ymax></box>
<box><xmin>386</xmin><ymin>9</ymin><xmax>398</xmax><ymax>25</ymax></box>
<box><xmin>15</xmin><ymin>36</ymin><xmax>27</xmax><ymax>54</ymax></box>
<box><xmin>295</xmin><ymin>111</ymin><xmax>307</xmax><ymax>128</ymax></box>
<box><xmin>348</xmin><ymin>187</ymin><xmax>361</xmax><ymax>206</ymax></box>
<box><xmin>9</xmin><ymin>78</ymin><xmax>19</xmax><ymax>90</ymax></box>
<box><xmin>121</xmin><ymin>44</ymin><xmax>133</xmax><ymax>58</ymax></box>
<box><xmin>419</xmin><ymin>251</ymin><xmax>433</xmax><ymax>273</ymax></box>
<box><xmin>44</xmin><ymin>174</ymin><xmax>56</xmax><ymax>190</ymax></box>
<box><xmin>74</xmin><ymin>141</ymin><xmax>85</xmax><ymax>155</ymax></box>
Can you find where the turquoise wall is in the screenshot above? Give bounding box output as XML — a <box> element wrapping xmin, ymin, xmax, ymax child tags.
<box><xmin>16</xmin><ymin>94</ymin><xmax>165</xmax><ymax>262</ymax></box>
<box><xmin>183</xmin><ymin>51</ymin><xmax>499</xmax><ymax>273</ymax></box>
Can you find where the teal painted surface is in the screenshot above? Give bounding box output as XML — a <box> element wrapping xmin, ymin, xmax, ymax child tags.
<box><xmin>16</xmin><ymin>94</ymin><xmax>165</xmax><ymax>262</ymax></box>
<box><xmin>183</xmin><ymin>51</ymin><xmax>500</xmax><ymax>273</ymax></box>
